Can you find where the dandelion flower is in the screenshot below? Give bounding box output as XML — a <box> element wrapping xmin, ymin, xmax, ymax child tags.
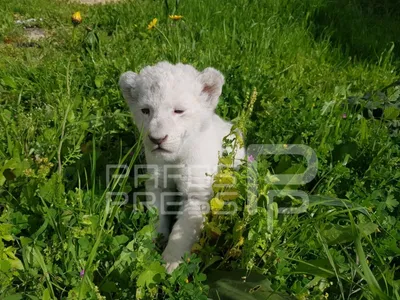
<box><xmin>169</xmin><ymin>15</ymin><xmax>183</xmax><ymax>21</ymax></box>
<box><xmin>147</xmin><ymin>18</ymin><xmax>158</xmax><ymax>30</ymax></box>
<box><xmin>71</xmin><ymin>11</ymin><xmax>82</xmax><ymax>26</ymax></box>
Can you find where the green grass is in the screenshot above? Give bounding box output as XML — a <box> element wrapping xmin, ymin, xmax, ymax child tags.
<box><xmin>0</xmin><ymin>0</ymin><xmax>399</xmax><ymax>299</ymax></box>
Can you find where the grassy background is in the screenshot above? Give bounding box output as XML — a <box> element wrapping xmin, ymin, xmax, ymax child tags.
<box><xmin>0</xmin><ymin>0</ymin><xmax>399</xmax><ymax>299</ymax></box>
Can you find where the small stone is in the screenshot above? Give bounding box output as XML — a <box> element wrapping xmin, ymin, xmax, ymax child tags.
<box><xmin>24</xmin><ymin>28</ymin><xmax>46</xmax><ymax>41</ymax></box>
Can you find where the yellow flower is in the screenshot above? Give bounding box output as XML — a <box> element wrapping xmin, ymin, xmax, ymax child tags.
<box><xmin>169</xmin><ymin>15</ymin><xmax>183</xmax><ymax>21</ymax></box>
<box><xmin>210</xmin><ymin>197</ymin><xmax>224</xmax><ymax>213</ymax></box>
<box><xmin>147</xmin><ymin>18</ymin><xmax>158</xmax><ymax>30</ymax></box>
<box><xmin>71</xmin><ymin>11</ymin><xmax>82</xmax><ymax>25</ymax></box>
<box><xmin>237</xmin><ymin>236</ymin><xmax>244</xmax><ymax>247</ymax></box>
<box><xmin>213</xmin><ymin>170</ymin><xmax>235</xmax><ymax>185</ymax></box>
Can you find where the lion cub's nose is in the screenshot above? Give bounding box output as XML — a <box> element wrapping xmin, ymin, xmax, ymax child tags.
<box><xmin>149</xmin><ymin>135</ymin><xmax>168</xmax><ymax>145</ymax></box>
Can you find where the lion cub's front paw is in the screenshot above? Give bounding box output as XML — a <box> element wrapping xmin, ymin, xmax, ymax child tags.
<box><xmin>165</xmin><ymin>261</ymin><xmax>181</xmax><ymax>274</ymax></box>
<box><xmin>162</xmin><ymin>249</ymin><xmax>182</xmax><ymax>274</ymax></box>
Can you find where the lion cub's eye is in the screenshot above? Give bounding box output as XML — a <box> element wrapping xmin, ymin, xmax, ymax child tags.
<box><xmin>141</xmin><ymin>108</ymin><xmax>150</xmax><ymax>115</ymax></box>
<box><xmin>174</xmin><ymin>109</ymin><xmax>185</xmax><ymax>114</ymax></box>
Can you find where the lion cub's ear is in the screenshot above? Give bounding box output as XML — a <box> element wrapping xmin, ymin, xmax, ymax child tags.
<box><xmin>198</xmin><ymin>67</ymin><xmax>225</xmax><ymax>110</ymax></box>
<box><xmin>119</xmin><ymin>71</ymin><xmax>139</xmax><ymax>103</ymax></box>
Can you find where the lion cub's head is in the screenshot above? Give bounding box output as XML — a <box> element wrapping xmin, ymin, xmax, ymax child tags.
<box><xmin>119</xmin><ymin>61</ymin><xmax>225</xmax><ymax>161</ymax></box>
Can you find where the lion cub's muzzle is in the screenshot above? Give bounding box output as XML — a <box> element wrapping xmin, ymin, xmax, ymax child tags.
<box><xmin>149</xmin><ymin>134</ymin><xmax>168</xmax><ymax>145</ymax></box>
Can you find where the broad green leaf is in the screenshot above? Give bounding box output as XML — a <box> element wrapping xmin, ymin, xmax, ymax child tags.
<box><xmin>113</xmin><ymin>235</ymin><xmax>129</xmax><ymax>245</ymax></box>
<box><xmin>9</xmin><ymin>257</ymin><xmax>24</xmax><ymax>270</ymax></box>
<box><xmin>67</xmin><ymin>110</ymin><xmax>75</xmax><ymax>123</ymax></box>
<box><xmin>320</xmin><ymin>222</ymin><xmax>378</xmax><ymax>245</ymax></box>
<box><xmin>354</xmin><ymin>229</ymin><xmax>392</xmax><ymax>300</ymax></box>
<box><xmin>95</xmin><ymin>76</ymin><xmax>105</xmax><ymax>88</ymax></box>
<box><xmin>386</xmin><ymin>194</ymin><xmax>399</xmax><ymax>211</ymax></box>
<box><xmin>4</xmin><ymin>246</ymin><xmax>24</xmax><ymax>270</ymax></box>
<box><xmin>137</xmin><ymin>224</ymin><xmax>155</xmax><ymax>239</ymax></box>
<box><xmin>31</xmin><ymin>219</ymin><xmax>49</xmax><ymax>240</ymax></box>
<box><xmin>0</xmin><ymin>259</ymin><xmax>12</xmax><ymax>272</ymax></box>
<box><xmin>309</xmin><ymin>195</ymin><xmax>369</xmax><ymax>215</ymax></box>
<box><xmin>358</xmin><ymin>222</ymin><xmax>379</xmax><ymax>237</ymax></box>
<box><xmin>0</xmin><ymin>158</ymin><xmax>20</xmax><ymax>187</ymax></box>
<box><xmin>206</xmin><ymin>269</ymin><xmax>294</xmax><ymax>300</ymax></box>
<box><xmin>294</xmin><ymin>259</ymin><xmax>335</xmax><ymax>278</ymax></box>
<box><xmin>2</xmin><ymin>75</ymin><xmax>17</xmax><ymax>89</ymax></box>
<box><xmin>3</xmin><ymin>294</ymin><xmax>24</xmax><ymax>300</ymax></box>
<box><xmin>383</xmin><ymin>106</ymin><xmax>400</xmax><ymax>120</ymax></box>
<box><xmin>197</xmin><ymin>273</ymin><xmax>207</xmax><ymax>282</ymax></box>
<box><xmin>0</xmin><ymin>224</ymin><xmax>14</xmax><ymax>239</ymax></box>
<box><xmin>0</xmin><ymin>174</ymin><xmax>5</xmax><ymax>186</ymax></box>
<box><xmin>136</xmin><ymin>261</ymin><xmax>166</xmax><ymax>288</ymax></box>
<box><xmin>42</xmin><ymin>288</ymin><xmax>51</xmax><ymax>300</ymax></box>
<box><xmin>320</xmin><ymin>224</ymin><xmax>355</xmax><ymax>245</ymax></box>
<box><xmin>2</xmin><ymin>234</ymin><xmax>14</xmax><ymax>241</ymax></box>
<box><xmin>78</xmin><ymin>236</ymin><xmax>91</xmax><ymax>253</ymax></box>
<box><xmin>38</xmin><ymin>173</ymin><xmax>65</xmax><ymax>204</ymax></box>
<box><xmin>321</xmin><ymin>100</ymin><xmax>335</xmax><ymax>115</ymax></box>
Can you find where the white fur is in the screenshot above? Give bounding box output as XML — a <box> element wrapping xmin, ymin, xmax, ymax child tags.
<box><xmin>119</xmin><ymin>61</ymin><xmax>245</xmax><ymax>273</ymax></box>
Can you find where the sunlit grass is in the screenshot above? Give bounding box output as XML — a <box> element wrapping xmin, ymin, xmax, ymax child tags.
<box><xmin>0</xmin><ymin>0</ymin><xmax>399</xmax><ymax>299</ymax></box>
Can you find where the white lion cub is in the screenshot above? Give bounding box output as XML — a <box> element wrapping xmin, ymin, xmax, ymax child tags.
<box><xmin>119</xmin><ymin>61</ymin><xmax>245</xmax><ymax>273</ymax></box>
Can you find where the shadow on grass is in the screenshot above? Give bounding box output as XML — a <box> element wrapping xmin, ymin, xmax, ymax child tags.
<box><xmin>310</xmin><ymin>0</ymin><xmax>400</xmax><ymax>62</ymax></box>
<box><xmin>63</xmin><ymin>131</ymin><xmax>145</xmax><ymax>193</ymax></box>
